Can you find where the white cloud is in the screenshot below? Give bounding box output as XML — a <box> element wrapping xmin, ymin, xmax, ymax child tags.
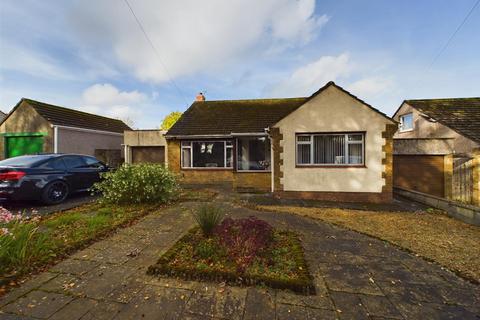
<box><xmin>81</xmin><ymin>83</ymin><xmax>147</xmax><ymax>123</ymax></box>
<box><xmin>71</xmin><ymin>0</ymin><xmax>328</xmax><ymax>83</ymax></box>
<box><xmin>347</xmin><ymin>77</ymin><xmax>394</xmax><ymax>97</ymax></box>
<box><xmin>269</xmin><ymin>53</ymin><xmax>351</xmax><ymax>96</ymax></box>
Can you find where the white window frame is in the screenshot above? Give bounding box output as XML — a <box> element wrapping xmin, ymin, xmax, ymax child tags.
<box><xmin>181</xmin><ymin>141</ymin><xmax>233</xmax><ymax>169</ymax></box>
<box><xmin>296</xmin><ymin>133</ymin><xmax>365</xmax><ymax>166</ymax></box>
<box><xmin>399</xmin><ymin>113</ymin><xmax>414</xmax><ymax>132</ymax></box>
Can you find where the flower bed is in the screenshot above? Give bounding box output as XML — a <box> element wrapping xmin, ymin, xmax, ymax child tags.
<box><xmin>147</xmin><ymin>216</ymin><xmax>315</xmax><ymax>294</ymax></box>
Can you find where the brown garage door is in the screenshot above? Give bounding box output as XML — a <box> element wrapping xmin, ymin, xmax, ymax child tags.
<box><xmin>131</xmin><ymin>146</ymin><xmax>165</xmax><ymax>164</ymax></box>
<box><xmin>393</xmin><ymin>155</ymin><xmax>445</xmax><ymax>197</ymax></box>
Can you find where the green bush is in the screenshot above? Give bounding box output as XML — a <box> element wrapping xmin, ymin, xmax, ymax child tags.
<box><xmin>92</xmin><ymin>164</ymin><xmax>179</xmax><ymax>204</ymax></box>
<box><xmin>193</xmin><ymin>205</ymin><xmax>224</xmax><ymax>237</ymax></box>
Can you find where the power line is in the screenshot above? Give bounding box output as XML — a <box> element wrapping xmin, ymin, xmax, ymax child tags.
<box><xmin>426</xmin><ymin>0</ymin><xmax>479</xmax><ymax>70</ymax></box>
<box><xmin>122</xmin><ymin>0</ymin><xmax>189</xmax><ymax>106</ymax></box>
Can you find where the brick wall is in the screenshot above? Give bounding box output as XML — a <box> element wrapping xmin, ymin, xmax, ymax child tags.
<box><xmin>233</xmin><ymin>172</ymin><xmax>271</xmax><ymax>192</ymax></box>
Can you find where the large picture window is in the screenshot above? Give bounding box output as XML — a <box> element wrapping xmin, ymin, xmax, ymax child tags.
<box><xmin>296</xmin><ymin>133</ymin><xmax>364</xmax><ymax>166</ymax></box>
<box><xmin>181</xmin><ymin>141</ymin><xmax>233</xmax><ymax>168</ymax></box>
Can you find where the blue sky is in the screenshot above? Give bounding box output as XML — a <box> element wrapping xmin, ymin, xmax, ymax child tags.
<box><xmin>0</xmin><ymin>0</ymin><xmax>479</xmax><ymax>128</ymax></box>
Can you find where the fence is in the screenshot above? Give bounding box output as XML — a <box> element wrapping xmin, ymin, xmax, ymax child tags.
<box><xmin>452</xmin><ymin>156</ymin><xmax>474</xmax><ymax>205</ymax></box>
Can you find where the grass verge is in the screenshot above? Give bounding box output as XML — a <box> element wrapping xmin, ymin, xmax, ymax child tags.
<box><xmin>147</xmin><ymin>227</ymin><xmax>315</xmax><ymax>294</ymax></box>
<box><xmin>252</xmin><ymin>204</ymin><xmax>480</xmax><ymax>284</ymax></box>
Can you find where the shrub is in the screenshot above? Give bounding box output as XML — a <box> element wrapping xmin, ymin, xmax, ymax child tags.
<box><xmin>193</xmin><ymin>205</ymin><xmax>224</xmax><ymax>237</ymax></box>
<box><xmin>92</xmin><ymin>164</ymin><xmax>179</xmax><ymax>204</ymax></box>
<box><xmin>215</xmin><ymin>216</ymin><xmax>273</xmax><ymax>272</ymax></box>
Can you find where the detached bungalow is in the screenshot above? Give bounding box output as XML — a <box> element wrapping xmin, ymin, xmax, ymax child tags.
<box><xmin>166</xmin><ymin>82</ymin><xmax>397</xmax><ymax>203</ymax></box>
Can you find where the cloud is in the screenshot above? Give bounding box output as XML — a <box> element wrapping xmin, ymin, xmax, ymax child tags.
<box><xmin>347</xmin><ymin>77</ymin><xmax>394</xmax><ymax>97</ymax></box>
<box><xmin>71</xmin><ymin>0</ymin><xmax>328</xmax><ymax>83</ymax></box>
<box><xmin>269</xmin><ymin>53</ymin><xmax>351</xmax><ymax>97</ymax></box>
<box><xmin>81</xmin><ymin>83</ymin><xmax>147</xmax><ymax>123</ymax></box>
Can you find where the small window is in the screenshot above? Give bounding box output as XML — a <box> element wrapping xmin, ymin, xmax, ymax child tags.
<box><xmin>399</xmin><ymin>113</ymin><xmax>413</xmax><ymax>132</ymax></box>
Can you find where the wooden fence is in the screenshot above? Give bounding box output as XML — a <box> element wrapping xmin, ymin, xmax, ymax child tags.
<box><xmin>452</xmin><ymin>156</ymin><xmax>474</xmax><ymax>204</ymax></box>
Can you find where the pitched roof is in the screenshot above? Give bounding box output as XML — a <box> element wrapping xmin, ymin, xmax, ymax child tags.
<box><xmin>167</xmin><ymin>82</ymin><xmax>393</xmax><ymax>137</ymax></box>
<box><xmin>166</xmin><ymin>97</ymin><xmax>308</xmax><ymax>136</ymax></box>
<box><xmin>5</xmin><ymin>98</ymin><xmax>131</xmax><ymax>133</ymax></box>
<box><xmin>404</xmin><ymin>98</ymin><xmax>480</xmax><ymax>143</ymax></box>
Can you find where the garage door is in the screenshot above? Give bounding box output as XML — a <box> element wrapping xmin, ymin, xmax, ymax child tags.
<box><xmin>131</xmin><ymin>146</ymin><xmax>165</xmax><ymax>164</ymax></box>
<box><xmin>393</xmin><ymin>155</ymin><xmax>445</xmax><ymax>197</ymax></box>
<box><xmin>5</xmin><ymin>136</ymin><xmax>44</xmax><ymax>158</ymax></box>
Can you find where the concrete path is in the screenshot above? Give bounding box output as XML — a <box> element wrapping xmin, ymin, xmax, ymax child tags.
<box><xmin>0</xmin><ymin>197</ymin><xmax>479</xmax><ymax>319</ymax></box>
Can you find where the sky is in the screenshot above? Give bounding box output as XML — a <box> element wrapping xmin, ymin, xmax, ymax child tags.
<box><xmin>0</xmin><ymin>0</ymin><xmax>479</xmax><ymax>129</ymax></box>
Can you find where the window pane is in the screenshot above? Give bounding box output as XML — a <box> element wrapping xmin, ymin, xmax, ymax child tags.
<box><xmin>181</xmin><ymin>148</ymin><xmax>191</xmax><ymax>167</ymax></box>
<box><xmin>314</xmin><ymin>135</ymin><xmax>345</xmax><ymax>164</ymax></box>
<box><xmin>348</xmin><ymin>144</ymin><xmax>363</xmax><ymax>164</ymax></box>
<box><xmin>348</xmin><ymin>134</ymin><xmax>362</xmax><ymax>142</ymax></box>
<box><xmin>226</xmin><ymin>147</ymin><xmax>233</xmax><ymax>168</ymax></box>
<box><xmin>63</xmin><ymin>156</ymin><xmax>86</xmax><ymax>169</ymax></box>
<box><xmin>297</xmin><ymin>144</ymin><xmax>311</xmax><ymax>164</ymax></box>
<box><xmin>400</xmin><ymin>113</ymin><xmax>413</xmax><ymax>131</ymax></box>
<box><xmin>192</xmin><ymin>142</ymin><xmax>225</xmax><ymax>167</ymax></box>
<box><xmin>297</xmin><ymin>135</ymin><xmax>311</xmax><ymax>142</ymax></box>
<box><xmin>237</xmin><ymin>137</ymin><xmax>271</xmax><ymax>170</ymax></box>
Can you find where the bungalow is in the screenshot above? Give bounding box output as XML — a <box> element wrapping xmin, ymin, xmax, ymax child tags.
<box><xmin>0</xmin><ymin>98</ymin><xmax>131</xmax><ymax>164</ymax></box>
<box><xmin>166</xmin><ymin>82</ymin><xmax>397</xmax><ymax>203</ymax></box>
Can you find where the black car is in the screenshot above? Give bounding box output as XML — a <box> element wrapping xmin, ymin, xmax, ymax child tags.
<box><xmin>0</xmin><ymin>154</ymin><xmax>108</xmax><ymax>204</ymax></box>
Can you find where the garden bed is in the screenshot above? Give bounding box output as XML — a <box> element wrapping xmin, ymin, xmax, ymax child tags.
<box><xmin>147</xmin><ymin>227</ymin><xmax>315</xmax><ymax>294</ymax></box>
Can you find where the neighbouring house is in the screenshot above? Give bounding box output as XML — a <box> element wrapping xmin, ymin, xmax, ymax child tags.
<box><xmin>124</xmin><ymin>130</ymin><xmax>167</xmax><ymax>164</ymax></box>
<box><xmin>392</xmin><ymin>98</ymin><xmax>480</xmax><ymax>207</ymax></box>
<box><xmin>0</xmin><ymin>98</ymin><xmax>131</xmax><ymax>164</ymax></box>
<box><xmin>0</xmin><ymin>111</ymin><xmax>6</xmax><ymax>123</ymax></box>
<box><xmin>165</xmin><ymin>82</ymin><xmax>397</xmax><ymax>203</ymax></box>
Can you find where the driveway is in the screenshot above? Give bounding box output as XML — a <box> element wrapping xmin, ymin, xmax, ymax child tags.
<box><xmin>1</xmin><ymin>192</ymin><xmax>98</xmax><ymax>216</ymax></box>
<box><xmin>0</xmin><ymin>197</ymin><xmax>479</xmax><ymax>319</ymax></box>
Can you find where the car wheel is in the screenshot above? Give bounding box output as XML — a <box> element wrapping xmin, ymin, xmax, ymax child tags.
<box><xmin>41</xmin><ymin>181</ymin><xmax>69</xmax><ymax>205</ymax></box>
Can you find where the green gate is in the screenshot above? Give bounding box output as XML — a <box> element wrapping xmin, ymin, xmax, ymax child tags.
<box><xmin>4</xmin><ymin>133</ymin><xmax>46</xmax><ymax>158</ymax></box>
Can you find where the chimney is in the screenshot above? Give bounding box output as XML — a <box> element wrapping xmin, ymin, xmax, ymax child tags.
<box><xmin>195</xmin><ymin>92</ymin><xmax>205</xmax><ymax>102</ymax></box>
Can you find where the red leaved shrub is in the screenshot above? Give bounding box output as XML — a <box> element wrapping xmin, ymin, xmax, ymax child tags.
<box><xmin>215</xmin><ymin>216</ymin><xmax>273</xmax><ymax>272</ymax></box>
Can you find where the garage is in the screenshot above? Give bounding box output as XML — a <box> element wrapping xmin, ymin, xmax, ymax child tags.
<box><xmin>393</xmin><ymin>155</ymin><xmax>445</xmax><ymax>197</ymax></box>
<box><xmin>4</xmin><ymin>134</ymin><xmax>44</xmax><ymax>158</ymax></box>
<box><xmin>131</xmin><ymin>146</ymin><xmax>165</xmax><ymax>164</ymax></box>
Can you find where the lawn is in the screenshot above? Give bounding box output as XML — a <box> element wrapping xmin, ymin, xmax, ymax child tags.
<box><xmin>252</xmin><ymin>205</ymin><xmax>480</xmax><ymax>284</ymax></box>
<box><xmin>0</xmin><ymin>189</ymin><xmax>215</xmax><ymax>292</ymax></box>
<box><xmin>148</xmin><ymin>227</ymin><xmax>315</xmax><ymax>294</ymax></box>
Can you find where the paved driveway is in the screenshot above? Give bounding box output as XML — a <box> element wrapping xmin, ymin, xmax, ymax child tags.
<box><xmin>0</xmin><ymin>198</ymin><xmax>479</xmax><ymax>319</ymax></box>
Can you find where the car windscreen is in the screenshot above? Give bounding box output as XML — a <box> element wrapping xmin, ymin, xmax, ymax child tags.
<box><xmin>0</xmin><ymin>155</ymin><xmax>52</xmax><ymax>167</ymax></box>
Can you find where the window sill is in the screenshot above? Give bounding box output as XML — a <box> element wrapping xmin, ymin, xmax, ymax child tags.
<box><xmin>398</xmin><ymin>128</ymin><xmax>414</xmax><ymax>133</ymax></box>
<box><xmin>235</xmin><ymin>170</ymin><xmax>271</xmax><ymax>173</ymax></box>
<box><xmin>295</xmin><ymin>165</ymin><xmax>366</xmax><ymax>168</ymax></box>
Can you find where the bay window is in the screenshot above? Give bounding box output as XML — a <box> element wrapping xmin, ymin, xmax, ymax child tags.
<box><xmin>296</xmin><ymin>133</ymin><xmax>364</xmax><ymax>166</ymax></box>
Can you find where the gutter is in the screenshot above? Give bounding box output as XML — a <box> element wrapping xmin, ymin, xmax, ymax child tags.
<box><xmin>50</xmin><ymin>124</ymin><xmax>123</xmax><ymax>137</ymax></box>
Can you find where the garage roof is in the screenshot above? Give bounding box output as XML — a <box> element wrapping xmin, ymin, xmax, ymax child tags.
<box><xmin>5</xmin><ymin>98</ymin><xmax>131</xmax><ymax>133</ymax></box>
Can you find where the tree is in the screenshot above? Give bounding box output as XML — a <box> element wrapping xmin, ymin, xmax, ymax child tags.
<box><xmin>160</xmin><ymin>111</ymin><xmax>182</xmax><ymax>130</ymax></box>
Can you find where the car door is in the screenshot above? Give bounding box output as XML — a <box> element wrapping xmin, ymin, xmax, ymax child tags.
<box><xmin>62</xmin><ymin>155</ymin><xmax>91</xmax><ymax>191</ymax></box>
<box><xmin>81</xmin><ymin>156</ymin><xmax>107</xmax><ymax>188</ymax></box>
